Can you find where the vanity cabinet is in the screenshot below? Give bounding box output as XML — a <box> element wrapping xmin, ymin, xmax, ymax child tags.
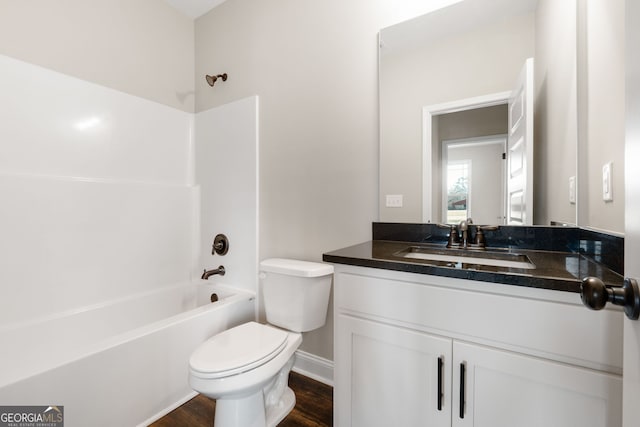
<box><xmin>452</xmin><ymin>341</ymin><xmax>620</xmax><ymax>427</ymax></box>
<box><xmin>337</xmin><ymin>315</ymin><xmax>452</xmax><ymax>427</ymax></box>
<box><xmin>333</xmin><ymin>265</ymin><xmax>623</xmax><ymax>427</ymax></box>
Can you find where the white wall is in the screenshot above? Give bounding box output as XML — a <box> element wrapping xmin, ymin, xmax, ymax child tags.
<box><xmin>578</xmin><ymin>0</ymin><xmax>625</xmax><ymax>233</ymax></box>
<box><xmin>535</xmin><ymin>0</ymin><xmax>579</xmax><ymax>226</ymax></box>
<box><xmin>0</xmin><ymin>0</ymin><xmax>195</xmax><ymax>112</ymax></box>
<box><xmin>0</xmin><ymin>54</ymin><xmax>195</xmax><ymax>327</ymax></box>
<box><xmin>194</xmin><ymin>96</ymin><xmax>259</xmax><ymax>296</ymax></box>
<box><xmin>535</xmin><ymin>0</ymin><xmax>624</xmax><ymax>232</ymax></box>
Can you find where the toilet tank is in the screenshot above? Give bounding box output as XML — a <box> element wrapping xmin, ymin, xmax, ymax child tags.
<box><xmin>260</xmin><ymin>258</ymin><xmax>334</xmax><ymax>333</ymax></box>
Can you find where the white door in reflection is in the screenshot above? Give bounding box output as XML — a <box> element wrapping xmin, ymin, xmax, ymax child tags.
<box><xmin>507</xmin><ymin>58</ymin><xmax>534</xmax><ymax>225</ymax></box>
<box><xmin>443</xmin><ymin>136</ymin><xmax>506</xmax><ymax>225</ymax></box>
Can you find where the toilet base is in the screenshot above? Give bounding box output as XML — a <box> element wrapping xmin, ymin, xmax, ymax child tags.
<box><xmin>266</xmin><ymin>387</ymin><xmax>295</xmax><ymax>427</ymax></box>
<box><xmin>211</xmin><ymin>355</ymin><xmax>297</xmax><ymax>427</ymax></box>
<box><xmin>215</xmin><ymin>392</ymin><xmax>266</xmax><ymax>427</ymax></box>
<box><xmin>213</xmin><ymin>386</ymin><xmax>296</xmax><ymax>427</ymax></box>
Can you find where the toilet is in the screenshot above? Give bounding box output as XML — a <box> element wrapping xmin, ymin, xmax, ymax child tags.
<box><xmin>189</xmin><ymin>258</ymin><xmax>333</xmax><ymax>427</ymax></box>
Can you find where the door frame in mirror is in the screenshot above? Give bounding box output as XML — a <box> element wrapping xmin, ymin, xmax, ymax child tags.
<box><xmin>422</xmin><ymin>91</ymin><xmax>511</xmax><ymax>223</ymax></box>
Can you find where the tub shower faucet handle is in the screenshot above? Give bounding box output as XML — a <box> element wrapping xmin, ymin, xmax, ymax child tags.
<box><xmin>202</xmin><ymin>266</ymin><xmax>226</xmax><ymax>280</ymax></box>
<box><xmin>211</xmin><ymin>234</ymin><xmax>229</xmax><ymax>255</ymax></box>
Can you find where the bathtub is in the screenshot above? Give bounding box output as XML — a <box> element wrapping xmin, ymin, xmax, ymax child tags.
<box><xmin>0</xmin><ymin>281</ymin><xmax>255</xmax><ymax>426</ymax></box>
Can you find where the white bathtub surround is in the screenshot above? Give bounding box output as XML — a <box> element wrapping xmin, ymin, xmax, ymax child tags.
<box><xmin>0</xmin><ymin>53</ymin><xmax>260</xmax><ymax>322</ymax></box>
<box><xmin>0</xmin><ymin>175</ymin><xmax>196</xmax><ymax>326</ymax></box>
<box><xmin>194</xmin><ymin>96</ymin><xmax>259</xmax><ymax>296</ymax></box>
<box><xmin>0</xmin><ymin>282</ymin><xmax>255</xmax><ymax>427</ymax></box>
<box><xmin>0</xmin><ymin>54</ymin><xmax>196</xmax><ymax>327</ymax></box>
<box><xmin>0</xmin><ymin>53</ymin><xmax>261</xmax><ymax>426</ymax></box>
<box><xmin>0</xmin><ymin>54</ymin><xmax>193</xmax><ymax>184</ymax></box>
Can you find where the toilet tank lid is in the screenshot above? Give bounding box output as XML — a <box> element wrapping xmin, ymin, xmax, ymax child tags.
<box><xmin>260</xmin><ymin>258</ymin><xmax>334</xmax><ymax>277</ymax></box>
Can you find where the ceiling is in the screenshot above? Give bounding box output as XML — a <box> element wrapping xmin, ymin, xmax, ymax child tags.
<box><xmin>162</xmin><ymin>0</ymin><xmax>229</xmax><ymax>19</ymax></box>
<box><xmin>380</xmin><ymin>0</ymin><xmax>538</xmax><ymax>53</ymax></box>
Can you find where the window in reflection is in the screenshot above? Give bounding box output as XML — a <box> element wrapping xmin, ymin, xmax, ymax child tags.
<box><xmin>446</xmin><ymin>160</ymin><xmax>470</xmax><ymax>224</ymax></box>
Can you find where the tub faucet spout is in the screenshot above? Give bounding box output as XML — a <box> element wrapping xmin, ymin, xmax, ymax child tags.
<box><xmin>202</xmin><ymin>266</ymin><xmax>225</xmax><ymax>280</ymax></box>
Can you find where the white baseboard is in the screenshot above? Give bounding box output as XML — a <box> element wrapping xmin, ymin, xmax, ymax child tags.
<box><xmin>292</xmin><ymin>350</ymin><xmax>334</xmax><ymax>387</ymax></box>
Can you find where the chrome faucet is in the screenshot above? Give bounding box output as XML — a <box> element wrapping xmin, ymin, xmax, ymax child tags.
<box><xmin>201</xmin><ymin>265</ymin><xmax>225</xmax><ymax>280</ymax></box>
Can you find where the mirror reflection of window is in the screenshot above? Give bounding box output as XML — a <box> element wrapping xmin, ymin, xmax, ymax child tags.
<box><xmin>446</xmin><ymin>160</ymin><xmax>470</xmax><ymax>224</ymax></box>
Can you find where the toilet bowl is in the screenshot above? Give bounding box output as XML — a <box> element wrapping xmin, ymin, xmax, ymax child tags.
<box><xmin>188</xmin><ymin>259</ymin><xmax>333</xmax><ymax>427</ymax></box>
<box><xmin>189</xmin><ymin>322</ymin><xmax>302</xmax><ymax>427</ymax></box>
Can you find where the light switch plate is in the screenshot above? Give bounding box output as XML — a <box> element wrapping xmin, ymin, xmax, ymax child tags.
<box><xmin>569</xmin><ymin>176</ymin><xmax>576</xmax><ymax>204</ymax></box>
<box><xmin>602</xmin><ymin>162</ymin><xmax>613</xmax><ymax>201</ymax></box>
<box><xmin>386</xmin><ymin>194</ymin><xmax>403</xmax><ymax>208</ymax></box>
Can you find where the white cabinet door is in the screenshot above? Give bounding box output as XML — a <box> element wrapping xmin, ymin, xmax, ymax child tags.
<box><xmin>335</xmin><ymin>315</ymin><xmax>452</xmax><ymax>427</ymax></box>
<box><xmin>452</xmin><ymin>341</ymin><xmax>622</xmax><ymax>427</ymax></box>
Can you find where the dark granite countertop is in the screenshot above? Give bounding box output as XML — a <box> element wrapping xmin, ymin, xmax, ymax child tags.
<box><xmin>323</xmin><ymin>240</ymin><xmax>624</xmax><ymax>293</ymax></box>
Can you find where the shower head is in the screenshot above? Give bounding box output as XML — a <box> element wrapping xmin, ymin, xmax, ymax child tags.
<box><xmin>206</xmin><ymin>73</ymin><xmax>228</xmax><ymax>87</ymax></box>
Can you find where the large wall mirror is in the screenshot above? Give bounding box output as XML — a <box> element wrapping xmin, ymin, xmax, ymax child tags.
<box><xmin>379</xmin><ymin>0</ymin><xmax>581</xmax><ymax>227</ymax></box>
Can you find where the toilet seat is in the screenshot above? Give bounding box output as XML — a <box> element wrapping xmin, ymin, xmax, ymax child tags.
<box><xmin>189</xmin><ymin>322</ymin><xmax>288</xmax><ymax>379</ymax></box>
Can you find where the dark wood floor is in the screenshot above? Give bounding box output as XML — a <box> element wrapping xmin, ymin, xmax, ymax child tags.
<box><xmin>149</xmin><ymin>371</ymin><xmax>333</xmax><ymax>426</ymax></box>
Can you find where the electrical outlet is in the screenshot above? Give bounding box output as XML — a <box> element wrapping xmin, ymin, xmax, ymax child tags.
<box><xmin>386</xmin><ymin>194</ymin><xmax>403</xmax><ymax>208</ymax></box>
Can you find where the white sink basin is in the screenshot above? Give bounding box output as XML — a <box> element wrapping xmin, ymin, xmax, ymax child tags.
<box><xmin>396</xmin><ymin>246</ymin><xmax>536</xmax><ymax>270</ymax></box>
